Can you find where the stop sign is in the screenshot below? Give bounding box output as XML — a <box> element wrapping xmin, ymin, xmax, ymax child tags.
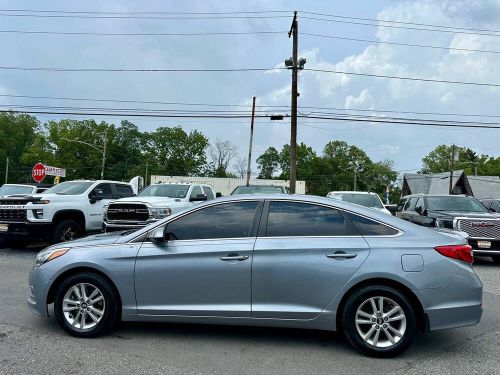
<box><xmin>32</xmin><ymin>163</ymin><xmax>46</xmax><ymax>183</ymax></box>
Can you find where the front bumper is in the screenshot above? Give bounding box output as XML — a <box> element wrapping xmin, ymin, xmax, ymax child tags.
<box><xmin>103</xmin><ymin>220</ymin><xmax>154</xmax><ymax>232</ymax></box>
<box><xmin>26</xmin><ymin>265</ymin><xmax>51</xmax><ymax>317</ymax></box>
<box><xmin>468</xmin><ymin>239</ymin><xmax>500</xmax><ymax>255</ymax></box>
<box><xmin>0</xmin><ymin>221</ymin><xmax>52</xmax><ymax>241</ymax></box>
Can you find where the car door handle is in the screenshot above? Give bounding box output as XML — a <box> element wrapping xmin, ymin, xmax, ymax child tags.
<box><xmin>220</xmin><ymin>255</ymin><xmax>249</xmax><ymax>261</ymax></box>
<box><xmin>326</xmin><ymin>252</ymin><xmax>358</xmax><ymax>259</ymax></box>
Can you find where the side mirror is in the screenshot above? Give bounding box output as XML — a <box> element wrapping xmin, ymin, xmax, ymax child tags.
<box><xmin>190</xmin><ymin>194</ymin><xmax>208</xmax><ymax>202</ymax></box>
<box><xmin>490</xmin><ymin>208</ymin><xmax>496</xmax><ymax>213</ymax></box>
<box><xmin>216</xmin><ymin>192</ymin><xmax>222</xmax><ymax>198</ymax></box>
<box><xmin>89</xmin><ymin>188</ymin><xmax>104</xmax><ymax>203</ymax></box>
<box><xmin>149</xmin><ymin>226</ymin><xmax>166</xmax><ymax>242</ymax></box>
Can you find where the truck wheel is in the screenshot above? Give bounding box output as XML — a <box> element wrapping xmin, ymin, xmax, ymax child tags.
<box><xmin>52</xmin><ymin>220</ymin><xmax>83</xmax><ymax>244</ymax></box>
<box><xmin>54</xmin><ymin>272</ymin><xmax>120</xmax><ymax>337</ymax></box>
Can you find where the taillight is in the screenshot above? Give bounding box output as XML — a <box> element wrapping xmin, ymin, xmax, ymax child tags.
<box><xmin>435</xmin><ymin>245</ymin><xmax>473</xmax><ymax>263</ymax></box>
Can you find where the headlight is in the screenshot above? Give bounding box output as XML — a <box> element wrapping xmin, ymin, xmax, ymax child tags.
<box><xmin>33</xmin><ymin>199</ymin><xmax>50</xmax><ymax>204</ymax></box>
<box><xmin>149</xmin><ymin>207</ymin><xmax>172</xmax><ymax>219</ymax></box>
<box><xmin>35</xmin><ymin>247</ymin><xmax>70</xmax><ymax>267</ymax></box>
<box><xmin>435</xmin><ymin>218</ymin><xmax>454</xmax><ymax>229</ymax></box>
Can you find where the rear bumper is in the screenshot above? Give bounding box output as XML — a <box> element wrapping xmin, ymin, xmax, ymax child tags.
<box><xmin>415</xmin><ymin>264</ymin><xmax>483</xmax><ymax>331</ymax></box>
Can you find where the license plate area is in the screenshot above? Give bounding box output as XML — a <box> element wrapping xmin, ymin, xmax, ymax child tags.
<box><xmin>0</xmin><ymin>224</ymin><xmax>8</xmax><ymax>232</ymax></box>
<box><xmin>477</xmin><ymin>240</ymin><xmax>492</xmax><ymax>249</ymax></box>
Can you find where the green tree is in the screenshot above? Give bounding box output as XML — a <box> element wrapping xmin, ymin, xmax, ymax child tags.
<box><xmin>1</xmin><ymin>112</ymin><xmax>40</xmax><ymax>183</ymax></box>
<box><xmin>256</xmin><ymin>147</ymin><xmax>280</xmax><ymax>179</ymax></box>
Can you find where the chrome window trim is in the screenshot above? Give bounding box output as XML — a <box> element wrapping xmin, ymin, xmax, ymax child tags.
<box><xmin>128</xmin><ymin>197</ymin><xmax>404</xmax><ymax>243</ymax></box>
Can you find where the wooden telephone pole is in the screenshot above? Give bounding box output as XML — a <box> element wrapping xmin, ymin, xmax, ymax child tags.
<box><xmin>449</xmin><ymin>144</ymin><xmax>456</xmax><ymax>194</ymax></box>
<box><xmin>245</xmin><ymin>97</ymin><xmax>256</xmax><ymax>186</ymax></box>
<box><xmin>288</xmin><ymin>12</ymin><xmax>298</xmax><ymax>193</ymax></box>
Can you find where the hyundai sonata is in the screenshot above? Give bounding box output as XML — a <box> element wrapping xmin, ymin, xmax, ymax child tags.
<box><xmin>28</xmin><ymin>195</ymin><xmax>482</xmax><ymax>357</ymax></box>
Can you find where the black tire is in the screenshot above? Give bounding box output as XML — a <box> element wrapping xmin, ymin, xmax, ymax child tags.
<box><xmin>54</xmin><ymin>272</ymin><xmax>120</xmax><ymax>338</ymax></box>
<box><xmin>491</xmin><ymin>255</ymin><xmax>500</xmax><ymax>264</ymax></box>
<box><xmin>51</xmin><ymin>219</ymin><xmax>83</xmax><ymax>244</ymax></box>
<box><xmin>341</xmin><ymin>285</ymin><xmax>417</xmax><ymax>357</ymax></box>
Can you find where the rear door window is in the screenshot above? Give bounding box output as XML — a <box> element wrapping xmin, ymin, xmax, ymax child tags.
<box><xmin>115</xmin><ymin>184</ymin><xmax>133</xmax><ymax>198</ymax></box>
<box><xmin>265</xmin><ymin>201</ymin><xmax>351</xmax><ymax>237</ymax></box>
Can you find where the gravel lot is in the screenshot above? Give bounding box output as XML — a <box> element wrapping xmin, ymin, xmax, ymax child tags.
<box><xmin>1</xmin><ymin>246</ymin><xmax>500</xmax><ymax>375</ymax></box>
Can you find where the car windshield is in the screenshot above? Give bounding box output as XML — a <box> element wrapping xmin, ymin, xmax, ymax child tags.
<box><xmin>231</xmin><ymin>186</ymin><xmax>284</xmax><ymax>195</ymax></box>
<box><xmin>427</xmin><ymin>196</ymin><xmax>489</xmax><ymax>212</ymax></box>
<box><xmin>42</xmin><ymin>182</ymin><xmax>94</xmax><ymax>195</ymax></box>
<box><xmin>332</xmin><ymin>193</ymin><xmax>384</xmax><ymax>208</ymax></box>
<box><xmin>138</xmin><ymin>184</ymin><xmax>190</xmax><ymax>198</ymax></box>
<box><xmin>0</xmin><ymin>185</ymin><xmax>34</xmax><ymax>196</ymax></box>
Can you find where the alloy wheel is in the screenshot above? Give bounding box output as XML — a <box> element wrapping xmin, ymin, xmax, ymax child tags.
<box><xmin>354</xmin><ymin>296</ymin><xmax>407</xmax><ymax>348</ymax></box>
<box><xmin>62</xmin><ymin>283</ymin><xmax>106</xmax><ymax>331</ymax></box>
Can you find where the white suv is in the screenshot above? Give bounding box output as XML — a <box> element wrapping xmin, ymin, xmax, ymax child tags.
<box><xmin>103</xmin><ymin>182</ymin><xmax>216</xmax><ymax>231</ymax></box>
<box><xmin>0</xmin><ymin>180</ymin><xmax>134</xmax><ymax>247</ymax></box>
<box><xmin>326</xmin><ymin>191</ymin><xmax>392</xmax><ymax>215</ymax></box>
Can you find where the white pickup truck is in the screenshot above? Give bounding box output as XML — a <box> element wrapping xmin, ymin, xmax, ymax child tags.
<box><xmin>103</xmin><ymin>182</ymin><xmax>216</xmax><ymax>231</ymax></box>
<box><xmin>0</xmin><ymin>180</ymin><xmax>134</xmax><ymax>247</ymax></box>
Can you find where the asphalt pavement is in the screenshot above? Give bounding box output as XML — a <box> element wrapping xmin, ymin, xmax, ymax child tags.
<box><xmin>1</xmin><ymin>246</ymin><xmax>500</xmax><ymax>375</ymax></box>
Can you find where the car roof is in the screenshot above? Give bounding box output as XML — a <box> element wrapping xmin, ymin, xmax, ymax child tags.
<box><xmin>402</xmin><ymin>194</ymin><xmax>469</xmax><ymax>198</ymax></box>
<box><xmin>234</xmin><ymin>185</ymin><xmax>284</xmax><ymax>188</ymax></box>
<box><xmin>329</xmin><ymin>191</ymin><xmax>377</xmax><ymax>195</ymax></box>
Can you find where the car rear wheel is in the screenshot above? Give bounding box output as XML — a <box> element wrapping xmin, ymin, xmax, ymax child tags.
<box><xmin>341</xmin><ymin>285</ymin><xmax>417</xmax><ymax>357</ymax></box>
<box><xmin>54</xmin><ymin>272</ymin><xmax>120</xmax><ymax>337</ymax></box>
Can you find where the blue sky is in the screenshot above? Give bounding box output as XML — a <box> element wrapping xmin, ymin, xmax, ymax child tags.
<box><xmin>0</xmin><ymin>0</ymin><xmax>499</xmax><ymax>177</ymax></box>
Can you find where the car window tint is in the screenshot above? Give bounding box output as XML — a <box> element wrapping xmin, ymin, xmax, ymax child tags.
<box><xmin>190</xmin><ymin>185</ymin><xmax>203</xmax><ymax>198</ymax></box>
<box><xmin>266</xmin><ymin>201</ymin><xmax>348</xmax><ymax>237</ymax></box>
<box><xmin>203</xmin><ymin>186</ymin><xmax>214</xmax><ymax>200</ymax></box>
<box><xmin>345</xmin><ymin>212</ymin><xmax>399</xmax><ymax>236</ymax></box>
<box><xmin>405</xmin><ymin>197</ymin><xmax>417</xmax><ymax>211</ymax></box>
<box><xmin>115</xmin><ymin>184</ymin><xmax>133</xmax><ymax>198</ymax></box>
<box><xmin>95</xmin><ymin>184</ymin><xmax>113</xmax><ymax>199</ymax></box>
<box><xmin>166</xmin><ymin>201</ymin><xmax>259</xmax><ymax>240</ymax></box>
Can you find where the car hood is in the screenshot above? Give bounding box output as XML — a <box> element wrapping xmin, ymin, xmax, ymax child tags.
<box><xmin>57</xmin><ymin>231</ymin><xmax>126</xmax><ymax>248</ymax></box>
<box><xmin>427</xmin><ymin>211</ymin><xmax>499</xmax><ymax>219</ymax></box>
<box><xmin>110</xmin><ymin>196</ymin><xmax>183</xmax><ymax>206</ymax></box>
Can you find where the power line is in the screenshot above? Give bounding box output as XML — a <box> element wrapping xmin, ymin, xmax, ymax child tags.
<box><xmin>304</xmin><ymin>68</ymin><xmax>500</xmax><ymax>88</ymax></box>
<box><xmin>300</xmin><ymin>16</ymin><xmax>500</xmax><ymax>38</ymax></box>
<box><xmin>299</xmin><ymin>11</ymin><xmax>500</xmax><ymax>35</ymax></box>
<box><xmin>0</xmin><ymin>12</ymin><xmax>291</xmax><ymax>20</ymax></box>
<box><xmin>0</xmin><ymin>65</ymin><xmax>281</xmax><ymax>72</ymax></box>
<box><xmin>302</xmin><ymin>32</ymin><xmax>500</xmax><ymax>55</ymax></box>
<box><xmin>0</xmin><ymin>9</ymin><xmax>291</xmax><ymax>15</ymax></box>
<box><xmin>0</xmin><ymin>30</ymin><xmax>286</xmax><ymax>37</ymax></box>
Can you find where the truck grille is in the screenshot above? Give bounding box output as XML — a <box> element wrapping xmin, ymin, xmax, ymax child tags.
<box><xmin>106</xmin><ymin>203</ymin><xmax>149</xmax><ymax>222</ymax></box>
<box><xmin>457</xmin><ymin>218</ymin><xmax>500</xmax><ymax>239</ymax></box>
<box><xmin>0</xmin><ymin>209</ymin><xmax>26</xmax><ymax>222</ymax></box>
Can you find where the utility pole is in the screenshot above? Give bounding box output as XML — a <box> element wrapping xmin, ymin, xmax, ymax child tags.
<box><xmin>288</xmin><ymin>11</ymin><xmax>298</xmax><ymax>193</ymax></box>
<box><xmin>246</xmin><ymin>96</ymin><xmax>256</xmax><ymax>186</ymax></box>
<box><xmin>145</xmin><ymin>161</ymin><xmax>149</xmax><ymax>186</ymax></box>
<box><xmin>4</xmin><ymin>157</ymin><xmax>9</xmax><ymax>184</ymax></box>
<box><xmin>449</xmin><ymin>144</ymin><xmax>456</xmax><ymax>195</ymax></box>
<box><xmin>101</xmin><ymin>131</ymin><xmax>107</xmax><ymax>180</ymax></box>
<box><xmin>353</xmin><ymin>170</ymin><xmax>357</xmax><ymax>191</ymax></box>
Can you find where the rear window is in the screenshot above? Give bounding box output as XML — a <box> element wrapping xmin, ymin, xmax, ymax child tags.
<box><xmin>345</xmin><ymin>212</ymin><xmax>399</xmax><ymax>236</ymax></box>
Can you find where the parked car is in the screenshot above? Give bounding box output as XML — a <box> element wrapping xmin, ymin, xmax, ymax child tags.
<box><xmin>327</xmin><ymin>191</ymin><xmax>392</xmax><ymax>215</ymax></box>
<box><xmin>230</xmin><ymin>185</ymin><xmax>289</xmax><ymax>195</ymax></box>
<box><xmin>103</xmin><ymin>182</ymin><xmax>215</xmax><ymax>231</ymax></box>
<box><xmin>396</xmin><ymin>194</ymin><xmax>500</xmax><ymax>262</ymax></box>
<box><xmin>0</xmin><ymin>183</ymin><xmax>51</xmax><ymax>198</ymax></box>
<box><xmin>0</xmin><ymin>180</ymin><xmax>134</xmax><ymax>247</ymax></box>
<box><xmin>481</xmin><ymin>198</ymin><xmax>500</xmax><ymax>213</ymax></box>
<box><xmin>28</xmin><ymin>194</ymin><xmax>482</xmax><ymax>357</ymax></box>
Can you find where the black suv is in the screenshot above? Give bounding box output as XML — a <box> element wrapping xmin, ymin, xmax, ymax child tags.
<box><xmin>397</xmin><ymin>194</ymin><xmax>500</xmax><ymax>262</ymax></box>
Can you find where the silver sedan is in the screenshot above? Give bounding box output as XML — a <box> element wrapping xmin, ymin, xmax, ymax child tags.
<box><xmin>27</xmin><ymin>194</ymin><xmax>482</xmax><ymax>357</ymax></box>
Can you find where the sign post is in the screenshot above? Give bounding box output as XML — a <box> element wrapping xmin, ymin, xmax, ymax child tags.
<box><xmin>32</xmin><ymin>163</ymin><xmax>66</xmax><ymax>183</ymax></box>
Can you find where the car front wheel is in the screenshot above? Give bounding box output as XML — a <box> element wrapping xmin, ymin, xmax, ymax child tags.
<box><xmin>54</xmin><ymin>272</ymin><xmax>120</xmax><ymax>337</ymax></box>
<box><xmin>341</xmin><ymin>285</ymin><xmax>417</xmax><ymax>357</ymax></box>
